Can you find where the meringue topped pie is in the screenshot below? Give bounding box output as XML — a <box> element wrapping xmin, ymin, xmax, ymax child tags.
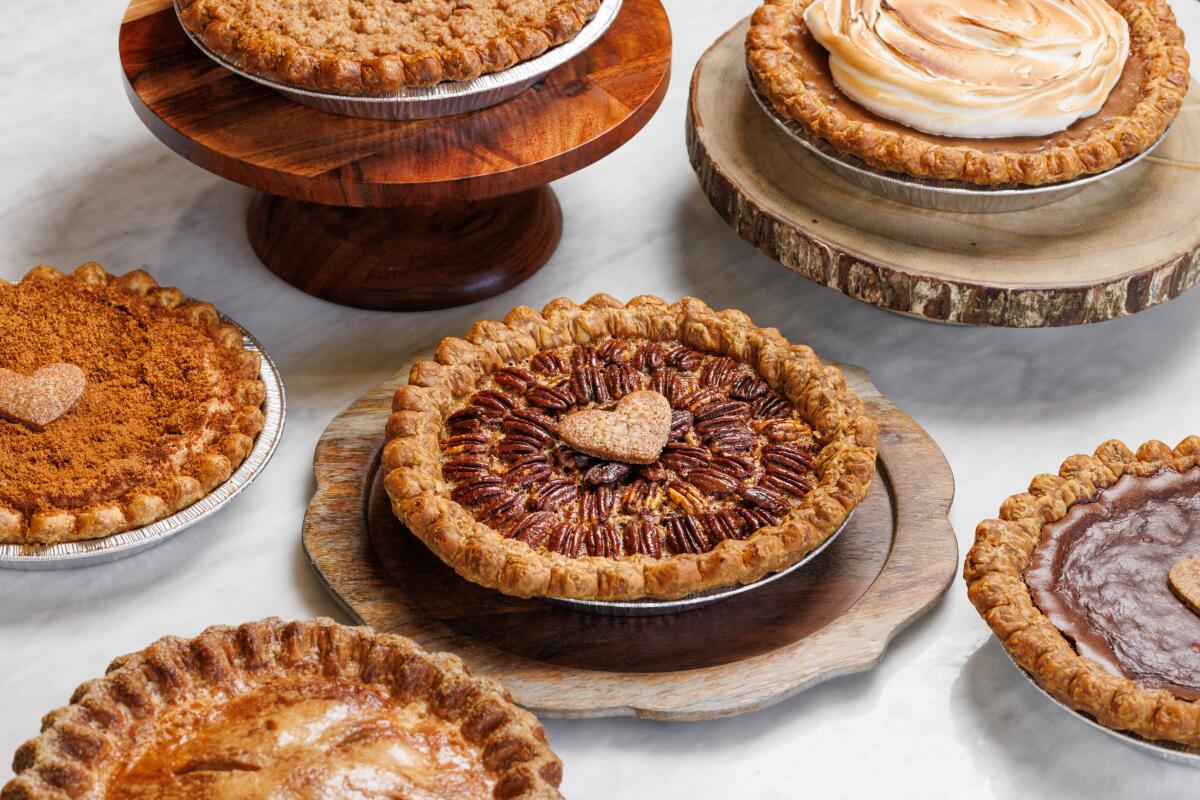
<box><xmin>965</xmin><ymin>438</ymin><xmax>1200</xmax><ymax>749</ymax></box>
<box><xmin>3</xmin><ymin>618</ymin><xmax>564</xmax><ymax>799</ymax></box>
<box><xmin>747</xmin><ymin>0</ymin><xmax>1190</xmax><ymax>185</ymax></box>
<box><xmin>382</xmin><ymin>296</ymin><xmax>877</xmax><ymax>602</ymax></box>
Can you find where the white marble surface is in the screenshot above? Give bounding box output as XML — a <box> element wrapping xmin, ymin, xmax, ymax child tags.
<box><xmin>2</xmin><ymin>1</ymin><xmax>1199</xmax><ymax>796</ymax></box>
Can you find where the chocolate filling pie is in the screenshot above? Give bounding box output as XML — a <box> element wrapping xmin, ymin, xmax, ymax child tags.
<box><xmin>966</xmin><ymin>438</ymin><xmax>1200</xmax><ymax>748</ymax></box>
<box><xmin>383</xmin><ymin>296</ymin><xmax>878</xmax><ymax>602</ymax></box>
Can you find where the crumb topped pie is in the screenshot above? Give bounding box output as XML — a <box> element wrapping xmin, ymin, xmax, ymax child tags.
<box><xmin>0</xmin><ymin>264</ymin><xmax>266</xmax><ymax>545</ymax></box>
<box><xmin>965</xmin><ymin>438</ymin><xmax>1200</xmax><ymax>748</ymax></box>
<box><xmin>383</xmin><ymin>296</ymin><xmax>878</xmax><ymax>602</ymax></box>
<box><xmin>2</xmin><ymin>618</ymin><xmax>563</xmax><ymax>800</ymax></box>
<box><xmin>747</xmin><ymin>0</ymin><xmax>1190</xmax><ymax>186</ymax></box>
<box><xmin>177</xmin><ymin>0</ymin><xmax>604</xmax><ymax>96</ymax></box>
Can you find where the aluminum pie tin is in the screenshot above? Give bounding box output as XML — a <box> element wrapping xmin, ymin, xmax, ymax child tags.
<box><xmin>0</xmin><ymin>320</ymin><xmax>285</xmax><ymax>570</ymax></box>
<box><xmin>1001</xmin><ymin>646</ymin><xmax>1200</xmax><ymax>767</ymax></box>
<box><xmin>543</xmin><ymin>510</ymin><xmax>854</xmax><ymax>617</ymax></box>
<box><xmin>750</xmin><ymin>80</ymin><xmax>1168</xmax><ymax>214</ymax></box>
<box><xmin>175</xmin><ymin>0</ymin><xmax>623</xmax><ymax>120</ymax></box>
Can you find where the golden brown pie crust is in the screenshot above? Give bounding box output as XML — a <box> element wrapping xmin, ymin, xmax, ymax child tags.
<box><xmin>177</xmin><ymin>0</ymin><xmax>603</xmax><ymax>95</ymax></box>
<box><xmin>0</xmin><ymin>264</ymin><xmax>266</xmax><ymax>545</ymax></box>
<box><xmin>382</xmin><ymin>295</ymin><xmax>878</xmax><ymax>602</ymax></box>
<box><xmin>1</xmin><ymin>618</ymin><xmax>563</xmax><ymax>800</ymax></box>
<box><xmin>746</xmin><ymin>0</ymin><xmax>1190</xmax><ymax>186</ymax></box>
<box><xmin>964</xmin><ymin>437</ymin><xmax>1200</xmax><ymax>748</ymax></box>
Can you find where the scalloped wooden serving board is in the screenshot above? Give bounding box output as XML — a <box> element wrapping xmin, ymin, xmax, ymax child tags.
<box><xmin>687</xmin><ymin>19</ymin><xmax>1200</xmax><ymax>327</ymax></box>
<box><xmin>303</xmin><ymin>360</ymin><xmax>957</xmax><ymax>720</ymax></box>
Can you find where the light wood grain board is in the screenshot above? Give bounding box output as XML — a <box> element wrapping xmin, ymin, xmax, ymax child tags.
<box><xmin>303</xmin><ymin>359</ymin><xmax>958</xmax><ymax>720</ymax></box>
<box><xmin>687</xmin><ymin>19</ymin><xmax>1200</xmax><ymax>328</ymax></box>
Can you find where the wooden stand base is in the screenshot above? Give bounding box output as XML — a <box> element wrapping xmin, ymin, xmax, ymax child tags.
<box><xmin>247</xmin><ymin>188</ymin><xmax>562</xmax><ymax>310</ymax></box>
<box><xmin>120</xmin><ymin>0</ymin><xmax>671</xmax><ymax>312</ymax></box>
<box><xmin>688</xmin><ymin>19</ymin><xmax>1200</xmax><ymax>327</ymax></box>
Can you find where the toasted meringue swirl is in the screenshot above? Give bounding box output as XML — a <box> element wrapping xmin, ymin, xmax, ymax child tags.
<box><xmin>803</xmin><ymin>0</ymin><xmax>1130</xmax><ymax>138</ymax></box>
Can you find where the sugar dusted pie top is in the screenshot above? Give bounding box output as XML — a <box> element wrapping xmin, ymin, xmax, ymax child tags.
<box><xmin>0</xmin><ymin>264</ymin><xmax>266</xmax><ymax>545</ymax></box>
<box><xmin>178</xmin><ymin>0</ymin><xmax>604</xmax><ymax>95</ymax></box>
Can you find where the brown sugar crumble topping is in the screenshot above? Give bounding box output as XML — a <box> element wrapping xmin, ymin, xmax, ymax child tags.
<box><xmin>439</xmin><ymin>339</ymin><xmax>820</xmax><ymax>560</ymax></box>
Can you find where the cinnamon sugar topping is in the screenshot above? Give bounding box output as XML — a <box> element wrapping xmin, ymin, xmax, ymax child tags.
<box><xmin>0</xmin><ymin>267</ymin><xmax>266</xmax><ymax>542</ymax></box>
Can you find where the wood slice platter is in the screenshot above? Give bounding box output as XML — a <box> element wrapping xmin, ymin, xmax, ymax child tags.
<box><xmin>687</xmin><ymin>19</ymin><xmax>1200</xmax><ymax>328</ymax></box>
<box><xmin>303</xmin><ymin>357</ymin><xmax>958</xmax><ymax>720</ymax></box>
<box><xmin>118</xmin><ymin>0</ymin><xmax>671</xmax><ymax>310</ymax></box>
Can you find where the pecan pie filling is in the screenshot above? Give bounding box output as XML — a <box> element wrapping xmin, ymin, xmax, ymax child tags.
<box><xmin>439</xmin><ymin>340</ymin><xmax>821</xmax><ymax>561</ymax></box>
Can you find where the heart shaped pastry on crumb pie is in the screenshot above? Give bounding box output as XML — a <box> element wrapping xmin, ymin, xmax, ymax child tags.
<box><xmin>0</xmin><ymin>363</ymin><xmax>85</xmax><ymax>431</ymax></box>
<box><xmin>1169</xmin><ymin>559</ymin><xmax>1200</xmax><ymax>617</ymax></box>
<box><xmin>560</xmin><ymin>390</ymin><xmax>671</xmax><ymax>465</ymax></box>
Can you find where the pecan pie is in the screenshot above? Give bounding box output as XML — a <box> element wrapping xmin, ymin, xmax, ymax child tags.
<box><xmin>2</xmin><ymin>618</ymin><xmax>563</xmax><ymax>799</ymax></box>
<box><xmin>177</xmin><ymin>0</ymin><xmax>604</xmax><ymax>95</ymax></box>
<box><xmin>0</xmin><ymin>263</ymin><xmax>265</xmax><ymax>544</ymax></box>
<box><xmin>965</xmin><ymin>437</ymin><xmax>1200</xmax><ymax>748</ymax></box>
<box><xmin>747</xmin><ymin>0</ymin><xmax>1190</xmax><ymax>186</ymax></box>
<box><xmin>383</xmin><ymin>296</ymin><xmax>878</xmax><ymax>601</ymax></box>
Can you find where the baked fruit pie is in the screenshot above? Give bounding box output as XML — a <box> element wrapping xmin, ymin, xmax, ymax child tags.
<box><xmin>2</xmin><ymin>618</ymin><xmax>563</xmax><ymax>799</ymax></box>
<box><xmin>0</xmin><ymin>263</ymin><xmax>266</xmax><ymax>545</ymax></box>
<box><xmin>383</xmin><ymin>296</ymin><xmax>877</xmax><ymax>601</ymax></box>
<box><xmin>746</xmin><ymin>0</ymin><xmax>1190</xmax><ymax>186</ymax></box>
<box><xmin>177</xmin><ymin>0</ymin><xmax>604</xmax><ymax>95</ymax></box>
<box><xmin>965</xmin><ymin>438</ymin><xmax>1200</xmax><ymax>748</ymax></box>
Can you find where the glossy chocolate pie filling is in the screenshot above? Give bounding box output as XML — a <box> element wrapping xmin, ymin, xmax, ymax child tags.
<box><xmin>1025</xmin><ymin>468</ymin><xmax>1200</xmax><ymax>700</ymax></box>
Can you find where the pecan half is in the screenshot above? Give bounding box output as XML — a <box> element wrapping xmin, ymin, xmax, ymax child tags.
<box><xmin>470</xmin><ymin>389</ymin><xmax>514</xmax><ymax>418</ymax></box>
<box><xmin>659</xmin><ymin>443</ymin><xmax>709</xmax><ymax>472</ymax></box>
<box><xmin>531</xmin><ymin>351</ymin><xmax>568</xmax><ymax>375</ymax></box>
<box><xmin>586</xmin><ymin>523</ymin><xmax>623</xmax><ymax>558</ymax></box>
<box><xmin>531</xmin><ymin>479</ymin><xmax>578</xmax><ymax>511</ymax></box>
<box><xmin>666</xmin><ymin>346</ymin><xmax>704</xmax><ymax>371</ymax></box>
<box><xmin>730</xmin><ymin>376</ymin><xmax>770</xmax><ymax>400</ymax></box>
<box><xmin>699</xmin><ymin>356</ymin><xmax>738</xmax><ymax>387</ymax></box>
<box><xmin>623</xmin><ymin>519</ymin><xmax>663</xmax><ymax>558</ymax></box>
<box><xmin>751</xmin><ymin>394</ymin><xmax>791</xmax><ymax>420</ymax></box>
<box><xmin>494</xmin><ymin>367</ymin><xmax>536</xmax><ymax>395</ymax></box>
<box><xmin>509</xmin><ymin>511</ymin><xmax>558</xmax><ymax>547</ymax></box>
<box><xmin>666</xmin><ymin>480</ymin><xmax>706</xmax><ymax>514</ymax></box>
<box><xmin>526</xmin><ymin>383</ymin><xmax>575</xmax><ymax>412</ymax></box>
<box><xmin>741</xmin><ymin>486</ymin><xmax>789</xmax><ymax>516</ymax></box>
<box><xmin>506</xmin><ymin>454</ymin><xmax>551</xmax><ymax>488</ymax></box>
<box><xmin>580</xmin><ymin>486</ymin><xmax>616</xmax><ymax>523</ymax></box>
<box><xmin>442</xmin><ymin>433</ymin><xmax>489</xmax><ymax>457</ymax></box>
<box><xmin>584</xmin><ymin>462</ymin><xmax>632</xmax><ymax>487</ymax></box>
<box><xmin>665</xmin><ymin>515</ymin><xmax>709</xmax><ymax>554</ymax></box>
<box><xmin>687</xmin><ymin>467</ymin><xmax>741</xmax><ymax>496</ymax></box>
<box><xmin>547</xmin><ymin>522</ymin><xmax>586</xmax><ymax>558</ymax></box>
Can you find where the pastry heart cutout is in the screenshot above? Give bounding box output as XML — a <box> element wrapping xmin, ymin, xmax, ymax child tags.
<box><xmin>1169</xmin><ymin>558</ymin><xmax>1200</xmax><ymax>617</ymax></box>
<box><xmin>560</xmin><ymin>390</ymin><xmax>671</xmax><ymax>465</ymax></box>
<box><xmin>0</xmin><ymin>363</ymin><xmax>86</xmax><ymax>431</ymax></box>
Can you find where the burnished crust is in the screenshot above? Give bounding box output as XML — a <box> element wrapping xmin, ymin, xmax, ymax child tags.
<box><xmin>964</xmin><ymin>437</ymin><xmax>1200</xmax><ymax>748</ymax></box>
<box><xmin>382</xmin><ymin>295</ymin><xmax>878</xmax><ymax>601</ymax></box>
<box><xmin>1</xmin><ymin>618</ymin><xmax>563</xmax><ymax>800</ymax></box>
<box><xmin>177</xmin><ymin>0</ymin><xmax>603</xmax><ymax>96</ymax></box>
<box><xmin>0</xmin><ymin>264</ymin><xmax>266</xmax><ymax>545</ymax></box>
<box><xmin>747</xmin><ymin>0</ymin><xmax>1190</xmax><ymax>186</ymax></box>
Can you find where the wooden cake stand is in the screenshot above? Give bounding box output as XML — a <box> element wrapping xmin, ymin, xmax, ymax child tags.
<box><xmin>302</xmin><ymin>359</ymin><xmax>958</xmax><ymax>720</ymax></box>
<box><xmin>688</xmin><ymin>19</ymin><xmax>1200</xmax><ymax>328</ymax></box>
<box><xmin>119</xmin><ymin>0</ymin><xmax>671</xmax><ymax>310</ymax></box>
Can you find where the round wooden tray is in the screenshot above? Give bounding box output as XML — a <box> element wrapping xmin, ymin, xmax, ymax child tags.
<box><xmin>119</xmin><ymin>0</ymin><xmax>671</xmax><ymax>310</ymax></box>
<box><xmin>687</xmin><ymin>19</ymin><xmax>1200</xmax><ymax>328</ymax></box>
<box><xmin>302</xmin><ymin>358</ymin><xmax>958</xmax><ymax>720</ymax></box>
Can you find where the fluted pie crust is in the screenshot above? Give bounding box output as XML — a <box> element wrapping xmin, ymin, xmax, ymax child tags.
<box><xmin>382</xmin><ymin>296</ymin><xmax>878</xmax><ymax>602</ymax></box>
<box><xmin>964</xmin><ymin>437</ymin><xmax>1200</xmax><ymax>749</ymax></box>
<box><xmin>747</xmin><ymin>0</ymin><xmax>1190</xmax><ymax>186</ymax></box>
<box><xmin>2</xmin><ymin>618</ymin><xmax>563</xmax><ymax>800</ymax></box>
<box><xmin>0</xmin><ymin>264</ymin><xmax>266</xmax><ymax>545</ymax></box>
<box><xmin>177</xmin><ymin>0</ymin><xmax>603</xmax><ymax>96</ymax></box>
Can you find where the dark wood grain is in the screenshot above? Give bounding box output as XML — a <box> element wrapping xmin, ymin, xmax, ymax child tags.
<box><xmin>687</xmin><ymin>20</ymin><xmax>1200</xmax><ymax>328</ymax></box>
<box><xmin>302</xmin><ymin>359</ymin><xmax>959</xmax><ymax>720</ymax></box>
<box><xmin>246</xmin><ymin>189</ymin><xmax>562</xmax><ymax>310</ymax></box>
<box><xmin>119</xmin><ymin>0</ymin><xmax>672</xmax><ymax>207</ymax></box>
